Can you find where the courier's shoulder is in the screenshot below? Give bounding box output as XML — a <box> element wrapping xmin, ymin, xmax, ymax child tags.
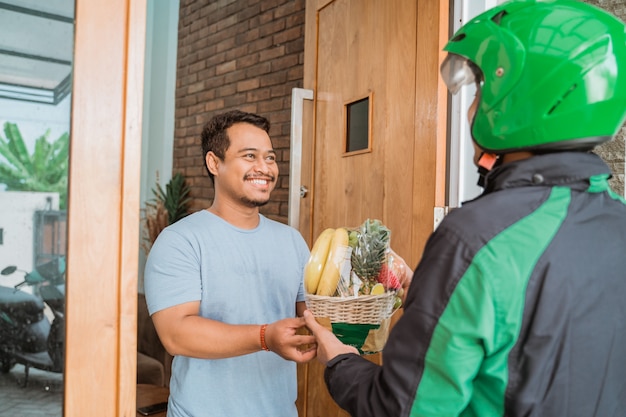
<box><xmin>439</xmin><ymin>186</ymin><xmax>548</xmax><ymax>245</ymax></box>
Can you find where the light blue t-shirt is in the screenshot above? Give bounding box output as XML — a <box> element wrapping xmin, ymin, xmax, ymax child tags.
<box><xmin>144</xmin><ymin>210</ymin><xmax>310</xmax><ymax>417</ymax></box>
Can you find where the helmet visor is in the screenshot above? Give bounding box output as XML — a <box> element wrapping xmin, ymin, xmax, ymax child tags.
<box><xmin>440</xmin><ymin>53</ymin><xmax>481</xmax><ymax>94</ymax></box>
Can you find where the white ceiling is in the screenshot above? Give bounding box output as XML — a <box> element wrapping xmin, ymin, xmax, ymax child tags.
<box><xmin>0</xmin><ymin>0</ymin><xmax>74</xmax><ymax>104</ymax></box>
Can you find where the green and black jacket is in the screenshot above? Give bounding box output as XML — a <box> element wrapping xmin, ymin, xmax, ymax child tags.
<box><xmin>325</xmin><ymin>152</ymin><xmax>626</xmax><ymax>417</ymax></box>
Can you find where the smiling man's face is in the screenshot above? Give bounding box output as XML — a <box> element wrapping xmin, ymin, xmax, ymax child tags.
<box><xmin>210</xmin><ymin>122</ymin><xmax>278</xmax><ymax>208</ymax></box>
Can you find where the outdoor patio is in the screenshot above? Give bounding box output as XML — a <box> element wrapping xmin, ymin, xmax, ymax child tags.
<box><xmin>0</xmin><ymin>365</ymin><xmax>62</xmax><ymax>416</ymax></box>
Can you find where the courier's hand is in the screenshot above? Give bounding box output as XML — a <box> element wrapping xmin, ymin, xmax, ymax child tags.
<box><xmin>303</xmin><ymin>310</ymin><xmax>359</xmax><ymax>365</ymax></box>
<box><xmin>265</xmin><ymin>317</ymin><xmax>317</xmax><ymax>363</ymax></box>
<box><xmin>389</xmin><ymin>248</ymin><xmax>412</xmax><ymax>304</ymax></box>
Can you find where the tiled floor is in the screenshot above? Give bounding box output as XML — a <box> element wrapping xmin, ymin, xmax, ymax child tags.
<box><xmin>0</xmin><ymin>365</ymin><xmax>63</xmax><ymax>416</ymax></box>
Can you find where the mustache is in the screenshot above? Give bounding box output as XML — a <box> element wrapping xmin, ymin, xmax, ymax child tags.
<box><xmin>244</xmin><ymin>174</ymin><xmax>276</xmax><ymax>182</ymax></box>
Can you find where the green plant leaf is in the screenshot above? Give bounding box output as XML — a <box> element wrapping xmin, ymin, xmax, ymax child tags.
<box><xmin>0</xmin><ymin>122</ymin><xmax>69</xmax><ymax>209</ymax></box>
<box><xmin>3</xmin><ymin>122</ymin><xmax>33</xmax><ymax>174</ymax></box>
<box><xmin>0</xmin><ymin>135</ymin><xmax>28</xmax><ymax>175</ymax></box>
<box><xmin>151</xmin><ymin>172</ymin><xmax>191</xmax><ymax>224</ymax></box>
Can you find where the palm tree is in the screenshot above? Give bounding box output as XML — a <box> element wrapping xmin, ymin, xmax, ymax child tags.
<box><xmin>0</xmin><ymin>122</ymin><xmax>69</xmax><ymax>209</ymax></box>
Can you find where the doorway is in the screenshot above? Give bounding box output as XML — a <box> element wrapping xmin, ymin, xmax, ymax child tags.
<box><xmin>296</xmin><ymin>0</ymin><xmax>449</xmax><ymax>415</ymax></box>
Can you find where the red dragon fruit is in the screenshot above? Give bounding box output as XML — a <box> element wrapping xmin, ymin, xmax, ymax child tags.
<box><xmin>377</xmin><ymin>263</ymin><xmax>401</xmax><ymax>290</ymax></box>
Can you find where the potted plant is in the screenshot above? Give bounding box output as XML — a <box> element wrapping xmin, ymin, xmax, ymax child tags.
<box><xmin>142</xmin><ymin>172</ymin><xmax>191</xmax><ymax>253</ymax></box>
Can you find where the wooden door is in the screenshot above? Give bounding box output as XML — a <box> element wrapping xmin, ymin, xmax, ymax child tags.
<box><xmin>297</xmin><ymin>0</ymin><xmax>449</xmax><ymax>415</ymax></box>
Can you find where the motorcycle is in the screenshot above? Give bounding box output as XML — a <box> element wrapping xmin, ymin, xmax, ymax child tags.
<box><xmin>0</xmin><ymin>257</ymin><xmax>65</xmax><ymax>387</ymax></box>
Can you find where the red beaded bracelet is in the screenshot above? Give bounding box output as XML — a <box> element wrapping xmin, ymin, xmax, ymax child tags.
<box><xmin>260</xmin><ymin>324</ymin><xmax>270</xmax><ymax>351</ymax></box>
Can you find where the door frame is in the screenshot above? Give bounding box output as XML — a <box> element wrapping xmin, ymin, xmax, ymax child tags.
<box><xmin>64</xmin><ymin>1</ymin><xmax>146</xmax><ymax>415</ymax></box>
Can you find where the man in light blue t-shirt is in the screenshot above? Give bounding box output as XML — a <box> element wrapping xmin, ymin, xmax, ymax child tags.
<box><xmin>144</xmin><ymin>110</ymin><xmax>317</xmax><ymax>417</ymax></box>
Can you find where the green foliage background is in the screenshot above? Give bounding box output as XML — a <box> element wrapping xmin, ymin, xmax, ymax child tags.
<box><xmin>0</xmin><ymin>122</ymin><xmax>69</xmax><ymax>209</ymax></box>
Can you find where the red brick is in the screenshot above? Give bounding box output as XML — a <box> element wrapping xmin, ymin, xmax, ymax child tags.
<box><xmin>270</xmin><ymin>54</ymin><xmax>299</xmax><ymax>71</ymax></box>
<box><xmin>248</xmin><ymin>36</ymin><xmax>274</xmax><ymax>53</ymax></box>
<box><xmin>224</xmin><ymin>93</ymin><xmax>248</xmax><ymax>107</ymax></box>
<box><xmin>246</xmin><ymin>87</ymin><xmax>271</xmax><ymax>102</ymax></box>
<box><xmin>217</xmin><ymin>14</ymin><xmax>238</xmax><ymax>31</ymax></box>
<box><xmin>273</xmin><ymin>26</ymin><xmax>302</xmax><ymax>45</ymax></box>
<box><xmin>260</xmin><ymin>71</ymin><xmax>287</xmax><ymax>87</ymax></box>
<box><xmin>236</xmin><ymin>27</ymin><xmax>261</xmax><ymax>44</ymax></box>
<box><xmin>259</xmin><ymin>20</ymin><xmax>286</xmax><ymax>38</ymax></box>
<box><xmin>260</xmin><ymin>0</ymin><xmax>291</xmax><ymax>13</ymax></box>
<box><xmin>216</xmin><ymin>83</ymin><xmax>237</xmax><ymax>98</ymax></box>
<box><xmin>216</xmin><ymin>60</ymin><xmax>237</xmax><ymax>75</ymax></box>
<box><xmin>246</xmin><ymin>61</ymin><xmax>272</xmax><ymax>77</ymax></box>
<box><xmin>204</xmin><ymin>99</ymin><xmax>225</xmax><ymax>111</ymax></box>
<box><xmin>226</xmin><ymin>45</ymin><xmax>249</xmax><ymax>61</ymax></box>
<box><xmin>259</xmin><ymin>45</ymin><xmax>285</xmax><ymax>61</ymax></box>
<box><xmin>224</xmin><ymin>69</ymin><xmax>247</xmax><ymax>84</ymax></box>
<box><xmin>237</xmin><ymin>53</ymin><xmax>260</xmax><ymax>69</ymax></box>
<box><xmin>216</xmin><ymin>36</ymin><xmax>238</xmax><ymax>53</ymax></box>
<box><xmin>197</xmin><ymin>89</ymin><xmax>216</xmax><ymax>102</ymax></box>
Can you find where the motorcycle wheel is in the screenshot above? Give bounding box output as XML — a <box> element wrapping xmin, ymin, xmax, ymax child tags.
<box><xmin>48</xmin><ymin>318</ymin><xmax>65</xmax><ymax>372</ymax></box>
<box><xmin>0</xmin><ymin>354</ymin><xmax>15</xmax><ymax>373</ymax></box>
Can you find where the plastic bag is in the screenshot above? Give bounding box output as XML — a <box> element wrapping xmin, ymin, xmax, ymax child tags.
<box><xmin>304</xmin><ymin>219</ymin><xmax>403</xmax><ymax>353</ymax></box>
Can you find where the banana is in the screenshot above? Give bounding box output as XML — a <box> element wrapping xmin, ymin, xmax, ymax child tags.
<box><xmin>304</xmin><ymin>228</ymin><xmax>335</xmax><ymax>294</ymax></box>
<box><xmin>316</xmin><ymin>227</ymin><xmax>350</xmax><ymax>296</ymax></box>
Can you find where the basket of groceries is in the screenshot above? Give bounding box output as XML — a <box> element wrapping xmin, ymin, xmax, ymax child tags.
<box><xmin>304</xmin><ymin>219</ymin><xmax>403</xmax><ymax>354</ymax></box>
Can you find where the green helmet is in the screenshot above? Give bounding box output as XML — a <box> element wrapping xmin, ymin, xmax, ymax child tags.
<box><xmin>440</xmin><ymin>0</ymin><xmax>626</xmax><ymax>153</ymax></box>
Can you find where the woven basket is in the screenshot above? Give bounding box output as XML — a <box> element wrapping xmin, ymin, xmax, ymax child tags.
<box><xmin>305</xmin><ymin>292</ymin><xmax>397</xmax><ymax>325</ymax></box>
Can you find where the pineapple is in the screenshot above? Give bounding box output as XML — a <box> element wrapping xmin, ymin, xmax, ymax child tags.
<box><xmin>350</xmin><ymin>219</ymin><xmax>391</xmax><ymax>294</ymax></box>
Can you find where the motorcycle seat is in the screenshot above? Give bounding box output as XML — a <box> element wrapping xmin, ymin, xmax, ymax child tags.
<box><xmin>0</xmin><ymin>286</ymin><xmax>45</xmax><ymax>317</ymax></box>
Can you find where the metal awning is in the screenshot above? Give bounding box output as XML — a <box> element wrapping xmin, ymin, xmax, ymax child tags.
<box><xmin>0</xmin><ymin>0</ymin><xmax>74</xmax><ymax>105</ymax></box>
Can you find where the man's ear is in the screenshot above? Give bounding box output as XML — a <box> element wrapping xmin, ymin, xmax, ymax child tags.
<box><xmin>206</xmin><ymin>151</ymin><xmax>220</xmax><ymax>177</ymax></box>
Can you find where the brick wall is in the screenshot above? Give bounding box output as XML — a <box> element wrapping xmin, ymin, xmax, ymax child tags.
<box><xmin>174</xmin><ymin>0</ymin><xmax>306</xmax><ymax>222</ymax></box>
<box><xmin>586</xmin><ymin>0</ymin><xmax>626</xmax><ymax>196</ymax></box>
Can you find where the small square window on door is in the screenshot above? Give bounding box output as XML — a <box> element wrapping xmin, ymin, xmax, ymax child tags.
<box><xmin>345</xmin><ymin>94</ymin><xmax>372</xmax><ymax>154</ymax></box>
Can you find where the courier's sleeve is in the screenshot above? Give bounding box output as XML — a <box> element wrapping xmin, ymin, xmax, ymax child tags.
<box><xmin>324</xmin><ymin>224</ymin><xmax>496</xmax><ymax>417</ymax></box>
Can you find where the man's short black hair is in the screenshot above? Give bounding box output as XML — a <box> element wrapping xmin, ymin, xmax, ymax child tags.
<box><xmin>200</xmin><ymin>110</ymin><xmax>271</xmax><ymax>183</ymax></box>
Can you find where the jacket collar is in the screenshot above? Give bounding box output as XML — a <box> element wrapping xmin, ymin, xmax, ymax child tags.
<box><xmin>482</xmin><ymin>151</ymin><xmax>612</xmax><ymax>194</ymax></box>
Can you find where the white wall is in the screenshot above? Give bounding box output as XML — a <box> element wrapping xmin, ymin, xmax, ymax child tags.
<box><xmin>447</xmin><ymin>0</ymin><xmax>503</xmax><ymax>207</ymax></box>
<box><xmin>138</xmin><ymin>0</ymin><xmax>179</xmax><ymax>291</ymax></box>
<box><xmin>0</xmin><ymin>191</ymin><xmax>59</xmax><ymax>289</ymax></box>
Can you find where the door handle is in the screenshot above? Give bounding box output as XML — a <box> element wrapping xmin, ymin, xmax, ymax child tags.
<box><xmin>289</xmin><ymin>88</ymin><xmax>314</xmax><ymax>228</ymax></box>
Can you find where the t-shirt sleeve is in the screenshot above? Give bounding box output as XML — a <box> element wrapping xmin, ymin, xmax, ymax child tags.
<box><xmin>144</xmin><ymin>227</ymin><xmax>202</xmax><ymax>316</ymax></box>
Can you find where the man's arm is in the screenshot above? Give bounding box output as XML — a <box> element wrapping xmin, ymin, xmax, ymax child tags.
<box><xmin>152</xmin><ymin>300</ymin><xmax>317</xmax><ymax>362</ymax></box>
